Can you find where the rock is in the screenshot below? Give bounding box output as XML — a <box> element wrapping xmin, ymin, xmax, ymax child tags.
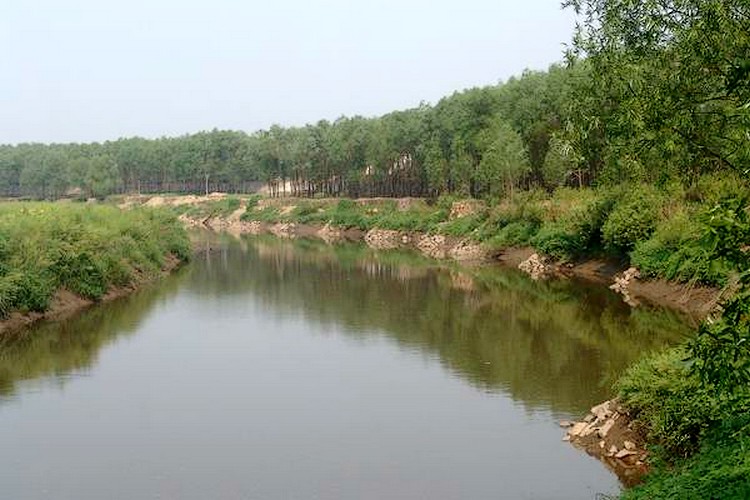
<box><xmin>562</xmin><ymin>435</ymin><xmax>571</xmax><ymax>442</ymax></box>
<box><xmin>518</xmin><ymin>253</ymin><xmax>549</xmax><ymax>280</ymax></box>
<box><xmin>448</xmin><ymin>241</ymin><xmax>487</xmax><ymax>261</ymax></box>
<box><xmin>599</xmin><ymin>440</ymin><xmax>606</xmax><ymax>449</ymax></box>
<box><xmin>598</xmin><ymin>419</ymin><xmax>616</xmax><ymax>438</ymax></box>
<box><xmin>583</xmin><ymin>414</ymin><xmax>595</xmax><ymax>423</ymax></box>
<box><xmin>364</xmin><ymin>229</ymin><xmax>402</xmax><ymax>250</ymax></box>
<box><xmin>580</xmin><ymin>422</ymin><xmax>598</xmax><ymax>437</ymax></box>
<box><xmin>591</xmin><ymin>400</ymin><xmax>613</xmax><ymax>421</ymax></box>
<box><xmin>270</xmin><ymin>222</ymin><xmax>297</xmax><ymax>239</ymax></box>
<box><xmin>609</xmin><ymin>445</ymin><xmax>618</xmax><ymax>456</ymax></box>
<box><xmin>624</xmin><ymin>441</ymin><xmax>636</xmax><ymax>451</ymax></box>
<box><xmin>615</xmin><ymin>449</ymin><xmax>637</xmax><ymax>459</ymax></box>
<box><xmin>610</xmin><ymin>267</ymin><xmax>641</xmax><ymax>307</ymax></box>
<box><xmin>317</xmin><ymin>223</ymin><xmax>344</xmax><ymax>244</ymax></box>
<box><xmin>569</xmin><ymin>422</ymin><xmax>588</xmax><ymax>437</ymax></box>
<box><xmin>559</xmin><ymin>420</ymin><xmax>574</xmax><ymax>428</ymax></box>
<box><xmin>244</xmin><ymin>220</ymin><xmax>263</xmax><ymax>235</ymax></box>
<box><xmin>416</xmin><ymin>234</ymin><xmax>447</xmax><ymax>259</ymax></box>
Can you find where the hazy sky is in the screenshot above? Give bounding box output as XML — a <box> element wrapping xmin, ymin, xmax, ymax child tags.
<box><xmin>1</xmin><ymin>0</ymin><xmax>576</xmax><ymax>144</ymax></box>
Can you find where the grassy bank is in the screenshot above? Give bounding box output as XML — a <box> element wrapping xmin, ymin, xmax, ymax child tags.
<box><xmin>615</xmin><ymin>347</ymin><xmax>750</xmax><ymax>498</ymax></box>
<box><xmin>0</xmin><ymin>202</ymin><xmax>190</xmax><ymax>322</ymax></box>
<box><xmin>230</xmin><ymin>173</ymin><xmax>747</xmax><ymax>288</ymax></box>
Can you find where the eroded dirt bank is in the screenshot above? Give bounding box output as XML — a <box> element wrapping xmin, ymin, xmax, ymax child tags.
<box><xmin>0</xmin><ymin>255</ymin><xmax>183</xmax><ymax>336</ymax></box>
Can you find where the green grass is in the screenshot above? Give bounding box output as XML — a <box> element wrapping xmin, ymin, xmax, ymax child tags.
<box><xmin>0</xmin><ymin>202</ymin><xmax>189</xmax><ymax>318</ymax></box>
<box><xmin>617</xmin><ymin>348</ymin><xmax>750</xmax><ymax>499</ymax></box>
<box><xmin>178</xmin><ymin>196</ymin><xmax>243</xmax><ymax>219</ymax></box>
<box><xmin>241</xmin><ymin>197</ymin><xmax>452</xmax><ymax>232</ymax></box>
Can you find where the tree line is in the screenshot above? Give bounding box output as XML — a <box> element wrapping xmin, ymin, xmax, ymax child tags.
<box><xmin>1</xmin><ymin>0</ymin><xmax>746</xmax><ymax>200</ymax></box>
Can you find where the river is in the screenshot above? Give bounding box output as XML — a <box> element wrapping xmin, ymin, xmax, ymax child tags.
<box><xmin>0</xmin><ymin>233</ymin><xmax>690</xmax><ymax>499</ymax></box>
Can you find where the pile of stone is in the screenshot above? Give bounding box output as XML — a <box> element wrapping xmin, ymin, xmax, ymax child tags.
<box><xmin>270</xmin><ymin>222</ymin><xmax>297</xmax><ymax>239</ymax></box>
<box><xmin>448</xmin><ymin>241</ymin><xmax>487</xmax><ymax>261</ymax></box>
<box><xmin>364</xmin><ymin>229</ymin><xmax>403</xmax><ymax>250</ymax></box>
<box><xmin>416</xmin><ymin>234</ymin><xmax>448</xmax><ymax>259</ymax></box>
<box><xmin>241</xmin><ymin>220</ymin><xmax>264</xmax><ymax>235</ymax></box>
<box><xmin>610</xmin><ymin>267</ymin><xmax>641</xmax><ymax>306</ymax></box>
<box><xmin>317</xmin><ymin>223</ymin><xmax>344</xmax><ymax>244</ymax></box>
<box><xmin>562</xmin><ymin>399</ymin><xmax>646</xmax><ymax>465</ymax></box>
<box><xmin>518</xmin><ymin>253</ymin><xmax>549</xmax><ymax>280</ymax></box>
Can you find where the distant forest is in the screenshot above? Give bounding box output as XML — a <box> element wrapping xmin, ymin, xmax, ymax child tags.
<box><xmin>1</xmin><ymin>1</ymin><xmax>747</xmax><ymax>200</ymax></box>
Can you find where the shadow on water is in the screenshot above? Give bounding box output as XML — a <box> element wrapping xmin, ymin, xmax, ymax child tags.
<box><xmin>0</xmin><ymin>267</ymin><xmax>189</xmax><ymax>399</ymax></box>
<box><xmin>190</xmin><ymin>231</ymin><xmax>690</xmax><ymax>416</ymax></box>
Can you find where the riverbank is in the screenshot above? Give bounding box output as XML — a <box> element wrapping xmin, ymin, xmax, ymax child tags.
<box><xmin>0</xmin><ymin>203</ymin><xmax>190</xmax><ymax>336</ymax></box>
<box><xmin>0</xmin><ymin>254</ymin><xmax>183</xmax><ymax>335</ymax></box>
<box><xmin>168</xmin><ymin>194</ymin><xmax>722</xmax><ymax>321</ymax></box>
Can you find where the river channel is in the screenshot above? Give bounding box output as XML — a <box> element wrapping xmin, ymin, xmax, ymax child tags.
<box><xmin>0</xmin><ymin>233</ymin><xmax>690</xmax><ymax>499</ymax></box>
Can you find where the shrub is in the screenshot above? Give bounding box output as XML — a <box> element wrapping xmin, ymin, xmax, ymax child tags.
<box><xmin>601</xmin><ymin>189</ymin><xmax>663</xmax><ymax>252</ymax></box>
<box><xmin>616</xmin><ymin>348</ymin><xmax>724</xmax><ymax>458</ymax></box>
<box><xmin>245</xmin><ymin>194</ymin><xmax>262</xmax><ymax>210</ymax></box>
<box><xmin>685</xmin><ymin>172</ymin><xmax>749</xmax><ymax>205</ymax></box>
<box><xmin>531</xmin><ymin>196</ymin><xmax>612</xmax><ymax>260</ymax></box>
<box><xmin>630</xmin><ymin>213</ymin><xmax>728</xmax><ymax>285</ymax></box>
<box><xmin>623</xmin><ymin>429</ymin><xmax>750</xmax><ymax>499</ymax></box>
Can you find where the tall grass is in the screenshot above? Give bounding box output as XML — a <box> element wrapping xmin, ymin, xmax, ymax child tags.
<box><xmin>0</xmin><ymin>203</ymin><xmax>189</xmax><ymax>318</ymax></box>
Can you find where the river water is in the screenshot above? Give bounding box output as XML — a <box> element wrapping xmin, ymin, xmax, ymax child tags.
<box><xmin>0</xmin><ymin>233</ymin><xmax>690</xmax><ymax>499</ymax></box>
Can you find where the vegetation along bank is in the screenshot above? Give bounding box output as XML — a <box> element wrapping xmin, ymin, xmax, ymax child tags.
<box><xmin>0</xmin><ymin>202</ymin><xmax>190</xmax><ymax>334</ymax></box>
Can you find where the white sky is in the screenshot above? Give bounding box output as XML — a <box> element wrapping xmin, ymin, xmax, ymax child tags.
<box><xmin>0</xmin><ymin>0</ymin><xmax>577</xmax><ymax>144</ymax></box>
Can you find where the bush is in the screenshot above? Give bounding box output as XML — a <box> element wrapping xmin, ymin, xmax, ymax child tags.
<box><xmin>623</xmin><ymin>429</ymin><xmax>750</xmax><ymax>499</ymax></box>
<box><xmin>52</xmin><ymin>253</ymin><xmax>107</xmax><ymax>300</ymax></box>
<box><xmin>602</xmin><ymin>189</ymin><xmax>663</xmax><ymax>252</ymax></box>
<box><xmin>531</xmin><ymin>196</ymin><xmax>612</xmax><ymax>260</ymax></box>
<box><xmin>617</xmin><ymin>349</ymin><xmax>724</xmax><ymax>458</ymax></box>
<box><xmin>290</xmin><ymin>203</ymin><xmax>328</xmax><ymax>224</ymax></box>
<box><xmin>685</xmin><ymin>172</ymin><xmax>749</xmax><ymax>205</ymax></box>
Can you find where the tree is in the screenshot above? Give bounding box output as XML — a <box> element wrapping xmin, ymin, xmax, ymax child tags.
<box><xmin>475</xmin><ymin>119</ymin><xmax>530</xmax><ymax>199</ymax></box>
<box><xmin>564</xmin><ymin>0</ymin><xmax>750</xmax><ymax>182</ymax></box>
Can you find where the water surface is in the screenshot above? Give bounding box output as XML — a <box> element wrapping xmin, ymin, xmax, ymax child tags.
<box><xmin>0</xmin><ymin>234</ymin><xmax>690</xmax><ymax>499</ymax></box>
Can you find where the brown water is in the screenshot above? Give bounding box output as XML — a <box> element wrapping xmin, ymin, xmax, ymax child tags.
<box><xmin>0</xmin><ymin>233</ymin><xmax>690</xmax><ymax>499</ymax></box>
